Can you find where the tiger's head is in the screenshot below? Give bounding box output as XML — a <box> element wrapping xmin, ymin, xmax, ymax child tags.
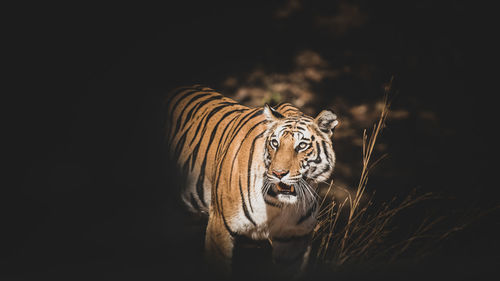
<box><xmin>262</xmin><ymin>104</ymin><xmax>338</xmax><ymax>208</ymax></box>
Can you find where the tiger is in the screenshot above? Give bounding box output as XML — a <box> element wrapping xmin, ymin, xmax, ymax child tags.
<box><xmin>164</xmin><ymin>85</ymin><xmax>338</xmax><ymax>278</ymax></box>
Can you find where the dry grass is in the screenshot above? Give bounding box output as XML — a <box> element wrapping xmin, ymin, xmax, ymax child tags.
<box><xmin>311</xmin><ymin>77</ymin><xmax>440</xmax><ymax>267</ymax></box>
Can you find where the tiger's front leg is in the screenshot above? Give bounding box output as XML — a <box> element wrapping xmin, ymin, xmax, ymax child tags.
<box><xmin>204</xmin><ymin>212</ymin><xmax>235</xmax><ymax>277</ymax></box>
<box><xmin>270</xmin><ymin>233</ymin><xmax>312</xmax><ymax>279</ymax></box>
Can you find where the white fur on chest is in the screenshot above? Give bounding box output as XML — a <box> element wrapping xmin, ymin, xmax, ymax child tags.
<box><xmin>234</xmin><ymin>187</ymin><xmax>317</xmax><ymax>241</ymax></box>
<box><xmin>230</xmin><ymin>138</ymin><xmax>317</xmax><ymax>241</ymax></box>
<box><xmin>231</xmin><ymin>173</ymin><xmax>270</xmax><ymax>240</ymax></box>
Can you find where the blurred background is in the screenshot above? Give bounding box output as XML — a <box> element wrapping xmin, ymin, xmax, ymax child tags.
<box><xmin>5</xmin><ymin>0</ymin><xmax>498</xmax><ymax>280</ymax></box>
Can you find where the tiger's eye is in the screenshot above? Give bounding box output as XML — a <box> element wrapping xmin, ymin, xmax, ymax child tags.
<box><xmin>298</xmin><ymin>142</ymin><xmax>308</xmax><ymax>150</ymax></box>
<box><xmin>271</xmin><ymin>139</ymin><xmax>279</xmax><ymax>148</ymax></box>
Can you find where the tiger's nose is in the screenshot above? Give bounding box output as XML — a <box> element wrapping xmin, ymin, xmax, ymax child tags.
<box><xmin>272</xmin><ymin>169</ymin><xmax>289</xmax><ymax>179</ymax></box>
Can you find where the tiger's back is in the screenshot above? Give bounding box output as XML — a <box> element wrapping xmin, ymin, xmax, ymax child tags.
<box><xmin>165</xmin><ymin>85</ymin><xmax>265</xmax><ymax>215</ymax></box>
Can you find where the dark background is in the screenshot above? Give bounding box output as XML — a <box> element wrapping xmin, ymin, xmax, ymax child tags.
<box><xmin>5</xmin><ymin>1</ymin><xmax>499</xmax><ymax>280</ymax></box>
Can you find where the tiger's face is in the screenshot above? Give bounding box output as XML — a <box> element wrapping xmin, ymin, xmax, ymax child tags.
<box><xmin>262</xmin><ymin>105</ymin><xmax>338</xmax><ymax>207</ymax></box>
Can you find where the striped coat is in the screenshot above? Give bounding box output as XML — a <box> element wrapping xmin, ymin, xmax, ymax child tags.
<box><xmin>165</xmin><ymin>85</ymin><xmax>338</xmax><ymax>277</ymax></box>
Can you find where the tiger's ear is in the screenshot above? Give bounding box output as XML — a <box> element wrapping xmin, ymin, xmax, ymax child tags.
<box><xmin>263</xmin><ymin>104</ymin><xmax>284</xmax><ymax>121</ymax></box>
<box><xmin>315</xmin><ymin>110</ymin><xmax>339</xmax><ymax>135</ymax></box>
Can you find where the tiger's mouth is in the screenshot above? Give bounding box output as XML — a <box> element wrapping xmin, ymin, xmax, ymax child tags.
<box><xmin>275</xmin><ymin>182</ymin><xmax>296</xmax><ymax>196</ymax></box>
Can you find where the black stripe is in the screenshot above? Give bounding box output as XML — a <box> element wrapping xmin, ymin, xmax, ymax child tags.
<box><xmin>239</xmin><ymin>178</ymin><xmax>256</xmax><ymax>226</ymax></box>
<box><xmin>221</xmin><ymin>209</ymin><xmax>237</xmax><ymax>237</ymax></box>
<box><xmin>169</xmin><ymin>96</ymin><xmax>204</xmax><ymax>146</ymax></box>
<box><xmin>213</xmin><ymin>113</ymin><xmax>243</xmax><ymax>164</ymax></box>
<box><xmin>164</xmin><ymin>86</ymin><xmax>194</xmax><ymax>108</ymax></box>
<box><xmin>189</xmin><ymin>108</ymin><xmax>246</xmax><ymax>206</ymax></box>
<box><xmin>218</xmin><ymin>108</ymin><xmax>260</xmax><ymax>153</ymax></box>
<box><xmin>264</xmin><ymin>197</ymin><xmax>282</xmax><ymax>208</ymax></box>
<box><xmin>247</xmin><ymin>132</ymin><xmax>265</xmax><ymax>212</ymax></box>
<box><xmin>308</xmin><ymin>142</ymin><xmax>322</xmax><ymax>164</ymax></box>
<box><xmin>266</xmin><ymin>186</ymin><xmax>279</xmax><ymax>198</ymax></box>
<box><xmin>201</xmin><ymin>108</ymin><xmax>246</xmax><ymax>151</ymax></box>
<box><xmin>174</xmin><ymin>93</ymin><xmax>213</xmax><ymax>135</ymax></box>
<box><xmin>227</xmin><ymin>121</ymin><xmax>266</xmax><ymax>217</ymax></box>
<box><xmin>194</xmin><ymin>108</ymin><xmax>244</xmax><ymax>173</ymax></box>
<box><xmin>192</xmin><ymin>108</ymin><xmax>244</xmax><ymax>172</ymax></box>
<box><xmin>174</xmin><ymin>131</ymin><xmax>188</xmax><ymax>160</ymax></box>
<box><xmin>276</xmin><ymin>104</ymin><xmax>293</xmax><ymax>111</ymax></box>
<box><xmin>227</xmin><ymin>120</ymin><xmax>266</xmax><ymax>178</ymax></box>
<box><xmin>164</xmin><ymin>88</ymin><xmax>197</xmax><ymax>143</ymax></box>
<box><xmin>188</xmin><ymin>106</ymin><xmax>238</xmax><ymax>167</ymax></box>
<box><xmin>168</xmin><ymin>90</ymin><xmax>201</xmax><ymax>128</ymax></box>
<box><xmin>309</xmin><ymin>166</ymin><xmax>317</xmax><ymax>175</ymax></box>
<box><xmin>215</xmin><ymin>110</ymin><xmax>262</xmax><ymax>211</ymax></box>
<box><xmin>190</xmin><ymin>193</ymin><xmax>201</xmax><ymax>212</ymax></box>
<box><xmin>190</xmin><ymin>108</ymin><xmax>241</xmax><ymax>208</ymax></box>
<box><xmin>188</xmin><ymin>102</ymin><xmax>235</xmax><ymax>146</ymax></box>
<box><xmin>321</xmin><ymin>140</ymin><xmax>331</xmax><ymax>163</ymax></box>
<box><xmin>169</xmin><ymin>118</ymin><xmax>196</xmax><ymax>158</ymax></box>
<box><xmin>184</xmin><ymin>95</ymin><xmax>229</xmax><ymax>129</ymax></box>
<box><xmin>186</xmin><ymin>104</ymin><xmax>237</xmax><ymax>172</ymax></box>
<box><xmin>196</xmin><ymin>157</ymin><xmax>207</xmax><ymax>207</ymax></box>
<box><xmin>213</xmin><ymin>110</ymin><xmax>264</xmax><ymax>215</ymax></box>
<box><xmin>274</xmin><ymin>102</ymin><xmax>286</xmax><ymax>110</ymax></box>
<box><xmin>189</xmin><ymin>110</ymin><xmax>210</xmax><ymax>146</ymax></box>
<box><xmin>213</xmin><ymin>109</ymin><xmax>245</xmax><ymax>131</ymax></box>
<box><xmin>269</xmin><ymin>107</ymin><xmax>284</xmax><ymax>118</ymax></box>
<box><xmin>180</xmin><ymin>93</ymin><xmax>215</xmax><ymax>129</ymax></box>
<box><xmin>164</xmin><ymin>86</ymin><xmax>199</xmax><ymax>106</ymax></box>
<box><xmin>316</xmin><ymin>165</ymin><xmax>331</xmax><ymax>177</ymax></box>
<box><xmin>228</xmin><ymin>108</ymin><xmax>263</xmax><ymax>139</ymax></box>
<box><xmin>282</xmin><ymin>108</ymin><xmax>298</xmax><ymax>114</ymax></box>
<box><xmin>214</xmin><ymin>147</ymin><xmax>229</xmax><ymax>225</ymax></box>
<box><xmin>190</xmin><ymin>144</ymin><xmax>199</xmax><ymax>170</ymax></box>
<box><xmin>215</xmin><ymin>109</ymin><xmax>262</xmax><ymax>168</ymax></box>
<box><xmin>312</xmin><ymin>126</ymin><xmax>324</xmax><ymax>137</ymax></box>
